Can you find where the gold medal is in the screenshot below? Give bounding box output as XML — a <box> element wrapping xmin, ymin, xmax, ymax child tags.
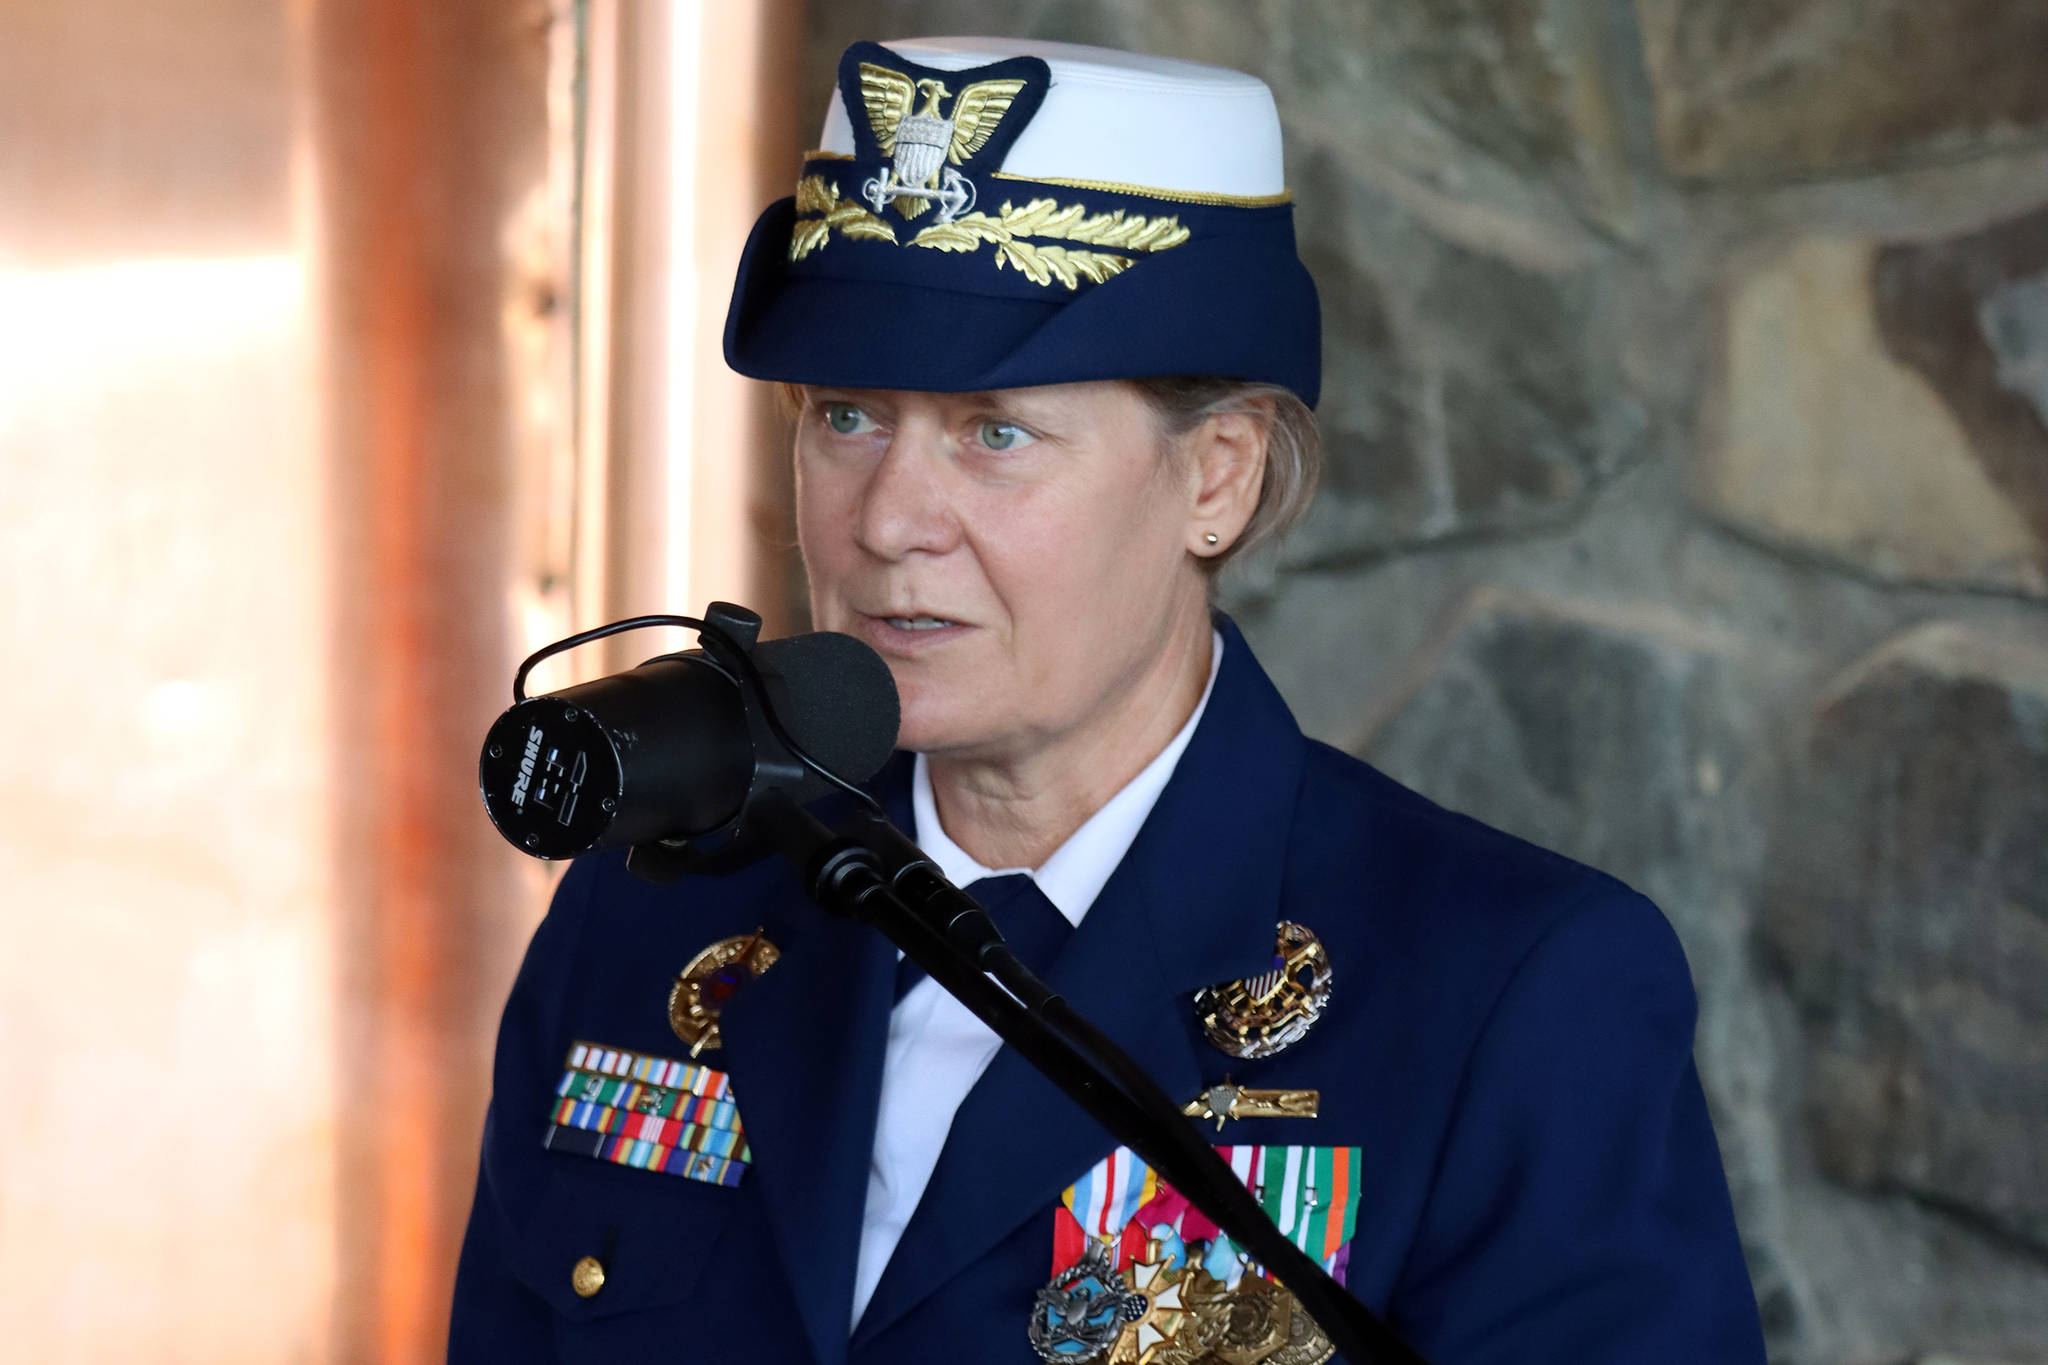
<box><xmin>1109</xmin><ymin>1258</ymin><xmax>1189</xmax><ymax>1362</ymax></box>
<box><xmin>1192</xmin><ymin>922</ymin><xmax>1332</xmax><ymax>1061</ymax></box>
<box><xmin>1156</xmin><ymin>1270</ymin><xmax>1334</xmax><ymax>1365</ymax></box>
<box><xmin>667</xmin><ymin>928</ymin><xmax>780</xmax><ymax>1056</ymax></box>
<box><xmin>1265</xmin><ymin>1290</ymin><xmax>1337</xmax><ymax>1365</ymax></box>
<box><xmin>1181</xmin><ymin>1078</ymin><xmax>1320</xmax><ymax>1131</ymax></box>
<box><xmin>1174</xmin><ymin>1271</ymin><xmax>1289</xmax><ymax>1364</ymax></box>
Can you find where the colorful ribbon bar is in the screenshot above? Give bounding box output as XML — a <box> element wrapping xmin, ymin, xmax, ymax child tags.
<box><xmin>541</xmin><ymin>1124</ymin><xmax>748</xmax><ymax>1187</ymax></box>
<box><xmin>1054</xmin><ymin>1143</ymin><xmax>1362</xmax><ymax>1286</ymax></box>
<box><xmin>545</xmin><ymin>1041</ymin><xmax>750</xmax><ymax>1187</ymax></box>
<box><xmin>564</xmin><ymin>1040</ymin><xmax>734</xmax><ymax>1096</ymax></box>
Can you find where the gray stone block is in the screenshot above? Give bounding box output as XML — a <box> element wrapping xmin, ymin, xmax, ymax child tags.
<box><xmin>1286</xmin><ymin>152</ymin><xmax>1653</xmax><ymax>568</ymax></box>
<box><xmin>1693</xmin><ymin>210</ymin><xmax>2048</xmax><ymax>600</ymax></box>
<box><xmin>1351</xmin><ymin>586</ymin><xmax>1751</xmax><ymax>909</ymax></box>
<box><xmin>1264</xmin><ymin>0</ymin><xmax>1646</xmax><ymax>235</ymax></box>
<box><xmin>1635</xmin><ymin>0</ymin><xmax>2048</xmax><ymax>180</ymax></box>
<box><xmin>1762</xmin><ymin>620</ymin><xmax>2048</xmax><ymax>1252</ymax></box>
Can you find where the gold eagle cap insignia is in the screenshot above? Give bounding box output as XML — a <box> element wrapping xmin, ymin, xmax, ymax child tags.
<box><xmin>857</xmin><ymin>62</ymin><xmax>1029</xmax><ymax>218</ymax></box>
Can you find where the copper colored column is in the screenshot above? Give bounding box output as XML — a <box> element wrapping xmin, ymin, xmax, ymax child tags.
<box><xmin>306</xmin><ymin>3</ymin><xmax>550</xmax><ymax>1362</ymax></box>
<box><xmin>687</xmin><ymin>0</ymin><xmax>808</xmax><ymax>631</ymax></box>
<box><xmin>583</xmin><ymin>0</ymin><xmax>807</xmax><ymax>644</ymax></box>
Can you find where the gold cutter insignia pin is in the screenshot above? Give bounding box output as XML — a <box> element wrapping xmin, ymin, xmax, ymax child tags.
<box><xmin>668</xmin><ymin>928</ymin><xmax>780</xmax><ymax>1056</ymax></box>
<box><xmin>1192</xmin><ymin>921</ymin><xmax>1333</xmax><ymax>1061</ymax></box>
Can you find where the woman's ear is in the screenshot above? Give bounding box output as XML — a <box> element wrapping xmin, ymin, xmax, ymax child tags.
<box><xmin>1185</xmin><ymin>402</ymin><xmax>1271</xmax><ymax>557</ymax></box>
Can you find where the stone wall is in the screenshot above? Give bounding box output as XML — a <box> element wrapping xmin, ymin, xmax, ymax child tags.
<box><xmin>805</xmin><ymin>4</ymin><xmax>2048</xmax><ymax>1360</ymax></box>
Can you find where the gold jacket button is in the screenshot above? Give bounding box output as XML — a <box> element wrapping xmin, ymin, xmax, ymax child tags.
<box><xmin>570</xmin><ymin>1255</ymin><xmax>606</xmax><ymax>1299</ymax></box>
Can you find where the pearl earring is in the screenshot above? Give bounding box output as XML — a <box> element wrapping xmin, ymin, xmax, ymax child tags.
<box><xmin>1203</xmin><ymin>532</ymin><xmax>1220</xmax><ymax>546</ymax></box>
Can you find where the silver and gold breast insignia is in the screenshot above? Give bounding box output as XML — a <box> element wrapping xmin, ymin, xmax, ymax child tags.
<box><xmin>667</xmin><ymin>928</ymin><xmax>780</xmax><ymax>1057</ymax></box>
<box><xmin>1181</xmin><ymin>1077</ymin><xmax>1320</xmax><ymax>1131</ymax></box>
<box><xmin>1192</xmin><ymin>922</ymin><xmax>1333</xmax><ymax>1061</ymax></box>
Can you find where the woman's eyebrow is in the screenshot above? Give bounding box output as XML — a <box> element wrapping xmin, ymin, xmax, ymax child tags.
<box><xmin>967</xmin><ymin>391</ymin><xmax>1069</xmax><ymax>427</ymax></box>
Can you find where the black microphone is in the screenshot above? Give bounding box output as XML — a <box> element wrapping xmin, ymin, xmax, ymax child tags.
<box><xmin>478</xmin><ymin>607</ymin><xmax>899</xmax><ymax>860</ymax></box>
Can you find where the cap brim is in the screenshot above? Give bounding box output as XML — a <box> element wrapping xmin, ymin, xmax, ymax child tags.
<box><xmin>723</xmin><ymin>197</ymin><xmax>1322</xmax><ymax>406</ymax></box>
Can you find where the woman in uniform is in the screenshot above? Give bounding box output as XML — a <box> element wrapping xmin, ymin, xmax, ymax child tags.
<box><xmin>451</xmin><ymin>37</ymin><xmax>1767</xmax><ymax>1365</ymax></box>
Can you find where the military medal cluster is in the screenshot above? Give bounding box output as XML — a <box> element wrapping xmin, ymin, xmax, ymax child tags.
<box><xmin>1033</xmin><ymin>1245</ymin><xmax>1337</xmax><ymax>1365</ymax></box>
<box><xmin>1030</xmin><ymin>922</ymin><xmax>1342</xmax><ymax>1364</ymax></box>
<box><xmin>1028</xmin><ymin>1143</ymin><xmax>1356</xmax><ymax>1365</ymax></box>
<box><xmin>630</xmin><ymin>907</ymin><xmax>1346</xmax><ymax>1363</ymax></box>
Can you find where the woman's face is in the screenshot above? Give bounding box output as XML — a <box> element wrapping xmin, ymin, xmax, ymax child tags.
<box><xmin>794</xmin><ymin>382</ymin><xmax>1211</xmax><ymax>762</ymax></box>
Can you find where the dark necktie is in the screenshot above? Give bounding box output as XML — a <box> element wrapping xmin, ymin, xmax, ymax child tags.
<box><xmin>893</xmin><ymin>872</ymin><xmax>1074</xmax><ymax>1003</ymax></box>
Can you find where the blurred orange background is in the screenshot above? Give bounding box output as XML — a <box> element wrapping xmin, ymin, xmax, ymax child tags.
<box><xmin>0</xmin><ymin>1</ymin><xmax>799</xmax><ymax>1359</ymax></box>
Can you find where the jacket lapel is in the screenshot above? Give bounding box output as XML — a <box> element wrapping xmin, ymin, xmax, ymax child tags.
<box><xmin>852</xmin><ymin>619</ymin><xmax>1306</xmax><ymax>1346</ymax></box>
<box><xmin>712</xmin><ymin>759</ymin><xmax>915</xmax><ymax>1365</ymax></box>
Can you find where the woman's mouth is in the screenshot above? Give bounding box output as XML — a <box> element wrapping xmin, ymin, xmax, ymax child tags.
<box><xmin>858</xmin><ymin>612</ymin><xmax>973</xmax><ymax>652</ymax></box>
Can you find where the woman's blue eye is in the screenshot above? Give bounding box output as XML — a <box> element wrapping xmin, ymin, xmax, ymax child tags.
<box><xmin>823</xmin><ymin>403</ymin><xmax>873</xmax><ymax>434</ymax></box>
<box><xmin>977</xmin><ymin>420</ymin><xmax>1036</xmax><ymax>451</ymax></box>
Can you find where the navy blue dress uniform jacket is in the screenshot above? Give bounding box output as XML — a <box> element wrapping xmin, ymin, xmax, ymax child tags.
<box><xmin>450</xmin><ymin>619</ymin><xmax>1766</xmax><ymax>1363</ymax></box>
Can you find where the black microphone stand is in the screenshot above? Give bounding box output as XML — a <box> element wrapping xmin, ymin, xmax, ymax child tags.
<box><xmin>750</xmin><ymin>788</ymin><xmax>1429</xmax><ymax>1365</ymax></box>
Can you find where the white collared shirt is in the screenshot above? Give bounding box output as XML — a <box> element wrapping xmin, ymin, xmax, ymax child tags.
<box><xmin>850</xmin><ymin>631</ymin><xmax>1223</xmax><ymax>1326</ymax></box>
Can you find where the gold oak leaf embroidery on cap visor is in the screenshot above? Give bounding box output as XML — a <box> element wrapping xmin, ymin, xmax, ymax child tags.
<box><xmin>790</xmin><ymin>177</ymin><xmax>1192</xmax><ymax>290</ymax></box>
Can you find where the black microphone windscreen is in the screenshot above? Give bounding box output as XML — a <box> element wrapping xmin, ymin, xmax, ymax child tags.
<box><xmin>753</xmin><ymin>630</ymin><xmax>900</xmax><ymax>784</ymax></box>
<box><xmin>478</xmin><ymin>622</ymin><xmax>900</xmax><ymax>863</ymax></box>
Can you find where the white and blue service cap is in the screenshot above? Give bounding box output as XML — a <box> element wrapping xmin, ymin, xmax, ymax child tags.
<box><xmin>721</xmin><ymin>38</ymin><xmax>1323</xmax><ymax>407</ymax></box>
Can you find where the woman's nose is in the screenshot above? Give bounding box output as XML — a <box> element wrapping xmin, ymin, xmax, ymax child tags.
<box><xmin>854</xmin><ymin>426</ymin><xmax>962</xmax><ymax>561</ymax></box>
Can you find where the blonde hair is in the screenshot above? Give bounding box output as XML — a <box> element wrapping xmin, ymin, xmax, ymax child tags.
<box><xmin>773</xmin><ymin>378</ymin><xmax>1323</xmax><ymax>568</ymax></box>
<box><xmin>1128</xmin><ymin>376</ymin><xmax>1322</xmax><ymax>570</ymax></box>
